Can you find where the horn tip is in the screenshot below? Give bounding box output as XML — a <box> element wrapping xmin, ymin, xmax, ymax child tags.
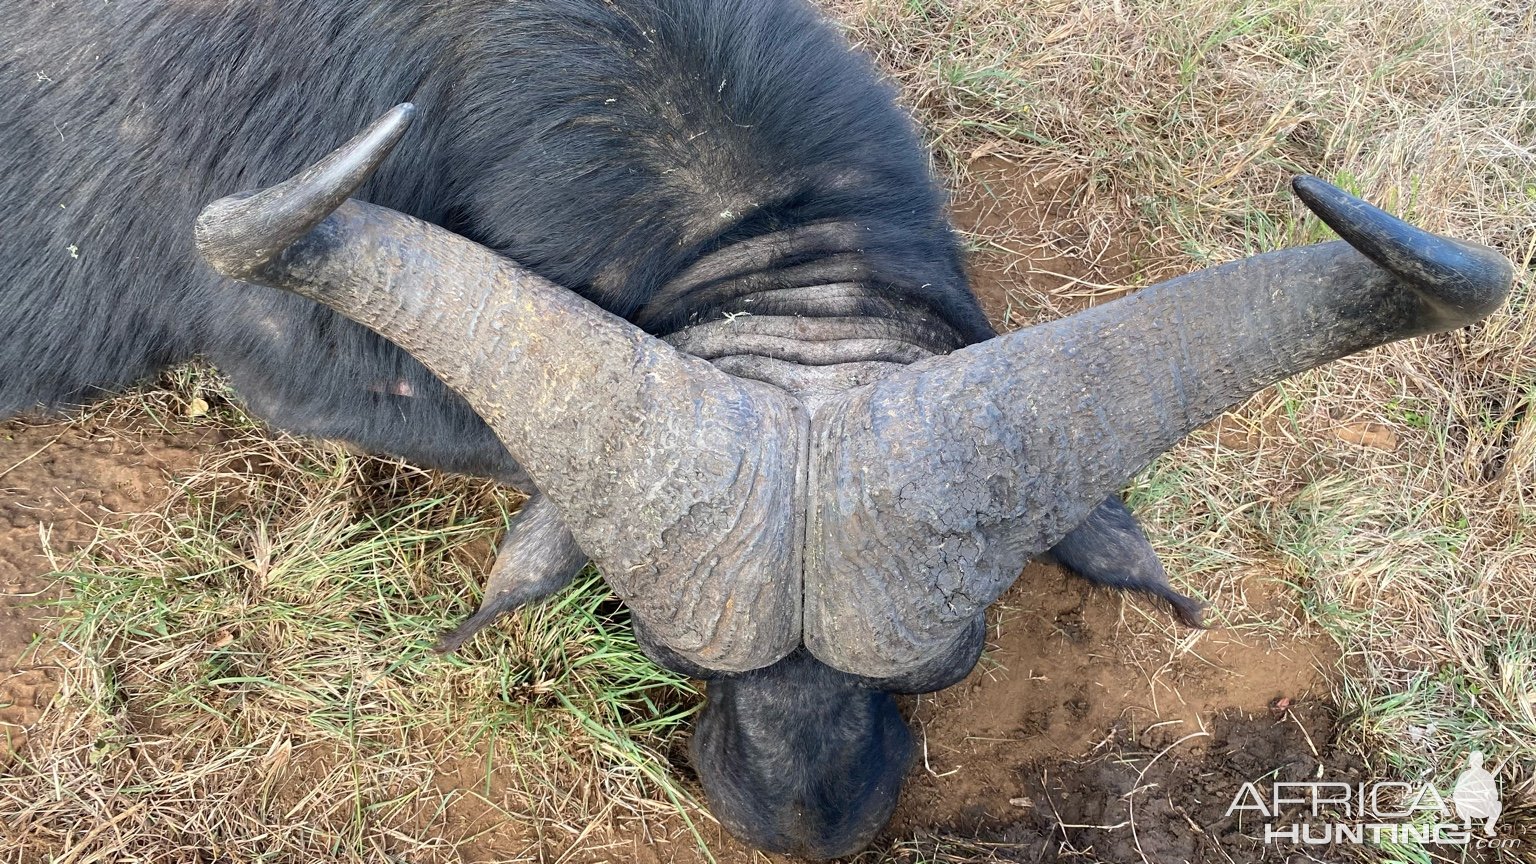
<box><xmin>381</xmin><ymin>102</ymin><xmax>417</xmax><ymax>135</ymax></box>
<box><xmin>359</xmin><ymin>103</ymin><xmax>417</xmax><ymax>159</ymax></box>
<box><xmin>1289</xmin><ymin>173</ymin><xmax>1513</xmax><ymax>325</ymax></box>
<box><xmin>195</xmin><ymin>103</ymin><xmax>421</xmax><ymax>279</ymax></box>
<box><xmin>1289</xmin><ymin>174</ymin><xmax>1363</xmax><ymax>225</ymax></box>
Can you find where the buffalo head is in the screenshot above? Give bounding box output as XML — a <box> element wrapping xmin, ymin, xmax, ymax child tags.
<box><xmin>194</xmin><ymin>105</ymin><xmax>1514</xmax><ymax>858</ymax></box>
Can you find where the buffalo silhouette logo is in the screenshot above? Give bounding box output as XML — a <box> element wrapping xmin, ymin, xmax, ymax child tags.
<box><xmin>1451</xmin><ymin>751</ymin><xmax>1501</xmax><ymax>837</ymax></box>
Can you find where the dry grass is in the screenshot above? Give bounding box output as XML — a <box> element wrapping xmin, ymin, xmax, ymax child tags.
<box><xmin>2</xmin><ymin>0</ymin><xmax>1533</xmax><ymax>862</ymax></box>
<box><xmin>0</xmin><ymin>387</ymin><xmax>703</xmax><ymax>862</ymax></box>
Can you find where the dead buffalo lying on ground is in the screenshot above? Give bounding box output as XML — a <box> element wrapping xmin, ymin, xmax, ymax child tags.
<box><xmin>2</xmin><ymin>0</ymin><xmax>1514</xmax><ymax>858</ymax></box>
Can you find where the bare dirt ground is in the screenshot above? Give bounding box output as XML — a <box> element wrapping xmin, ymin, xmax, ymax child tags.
<box><xmin>0</xmin><ymin>159</ymin><xmax>1370</xmax><ymax>863</ymax></box>
<box><xmin>0</xmin><ymin>416</ymin><xmax>215</xmax><ymax>768</ymax></box>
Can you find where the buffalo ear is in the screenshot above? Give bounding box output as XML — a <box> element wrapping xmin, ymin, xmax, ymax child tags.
<box><xmin>433</xmin><ymin>493</ymin><xmax>586</xmax><ymax>655</ymax></box>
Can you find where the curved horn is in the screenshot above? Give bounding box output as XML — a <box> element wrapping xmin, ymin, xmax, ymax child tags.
<box><xmin>196</xmin><ymin>106</ymin><xmax>805</xmax><ymax>673</ymax></box>
<box><xmin>806</xmin><ymin>176</ymin><xmax>1514</xmax><ymax>679</ymax></box>
<box><xmin>196</xmin><ymin>104</ymin><xmax>418</xmax><ymax>280</ymax></box>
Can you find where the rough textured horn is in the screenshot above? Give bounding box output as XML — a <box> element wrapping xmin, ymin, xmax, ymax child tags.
<box><xmin>805</xmin><ymin>176</ymin><xmax>1514</xmax><ymax>679</ymax></box>
<box><xmin>196</xmin><ymin>106</ymin><xmax>805</xmax><ymax>673</ymax></box>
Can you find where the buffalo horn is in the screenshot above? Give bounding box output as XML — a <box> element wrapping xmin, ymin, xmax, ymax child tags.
<box><xmin>805</xmin><ymin>176</ymin><xmax>1514</xmax><ymax>678</ymax></box>
<box><xmin>196</xmin><ymin>105</ymin><xmax>805</xmax><ymax>673</ymax></box>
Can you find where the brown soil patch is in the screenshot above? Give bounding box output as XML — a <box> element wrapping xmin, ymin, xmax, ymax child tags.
<box><xmin>888</xmin><ymin>700</ymin><xmax>1356</xmax><ymax>863</ymax></box>
<box><xmin>883</xmin><ymin>565</ymin><xmax>1344</xmax><ymax>862</ymax></box>
<box><xmin>0</xmin><ymin>414</ymin><xmax>213</xmax><ymax>765</ymax></box>
<box><xmin>951</xmin><ymin>156</ymin><xmax>1150</xmax><ymax>330</ymax></box>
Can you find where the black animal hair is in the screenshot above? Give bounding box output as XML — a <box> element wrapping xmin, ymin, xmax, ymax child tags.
<box><xmin>2</xmin><ymin>0</ymin><xmax>991</xmax><ymax>475</ymax></box>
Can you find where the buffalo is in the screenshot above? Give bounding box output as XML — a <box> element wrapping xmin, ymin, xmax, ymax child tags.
<box><xmin>1</xmin><ymin>0</ymin><xmax>1514</xmax><ymax>858</ymax></box>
